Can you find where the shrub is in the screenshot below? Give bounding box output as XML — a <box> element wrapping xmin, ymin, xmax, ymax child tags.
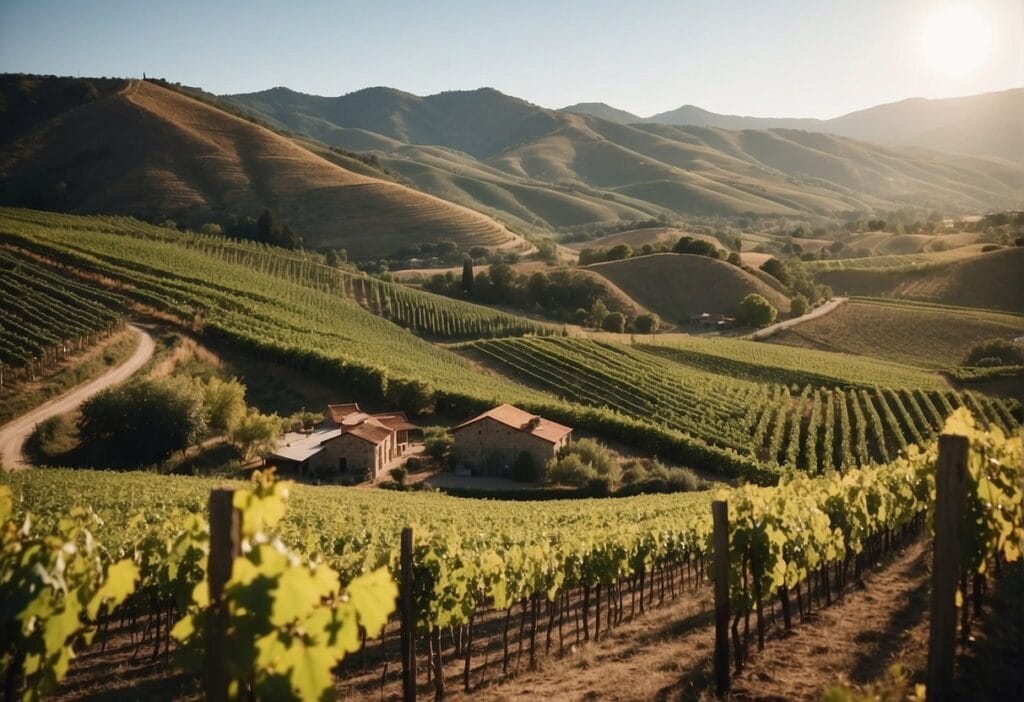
<box><xmin>390</xmin><ymin>466</ymin><xmax>408</xmax><ymax>488</ymax></box>
<box><xmin>602</xmin><ymin>312</ymin><xmax>626</xmax><ymax>333</ymax></box>
<box><xmin>202</xmin><ymin>377</ymin><xmax>247</xmax><ymax>433</ymax></box>
<box><xmin>633</xmin><ymin>313</ymin><xmax>660</xmax><ymax>334</ymax></box>
<box><xmin>230</xmin><ymin>410</ymin><xmax>282</xmax><ymax>462</ymax></box>
<box><xmin>737</xmin><ymin>293</ymin><xmax>778</xmax><ymax>328</ymax></box>
<box><xmin>790</xmin><ymin>294</ymin><xmax>808</xmax><ymax>317</ymax></box>
<box><xmin>963</xmin><ymin>339</ymin><xmax>1024</xmax><ymax>367</ymax></box>
<box><xmin>545</xmin><ymin>454</ymin><xmax>595</xmax><ymax>487</ymax></box>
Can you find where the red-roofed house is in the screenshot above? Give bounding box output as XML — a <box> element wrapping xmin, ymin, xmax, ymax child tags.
<box><xmin>451</xmin><ymin>404</ymin><xmax>572</xmax><ymax>477</ymax></box>
<box><xmin>270</xmin><ymin>403</ymin><xmax>420</xmax><ymax>480</ymax></box>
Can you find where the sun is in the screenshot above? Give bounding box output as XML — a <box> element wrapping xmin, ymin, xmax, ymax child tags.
<box><xmin>920</xmin><ymin>4</ymin><xmax>994</xmax><ymax>78</ymax></box>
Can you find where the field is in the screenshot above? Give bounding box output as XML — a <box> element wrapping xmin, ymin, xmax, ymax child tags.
<box><xmin>768</xmin><ymin>297</ymin><xmax>1024</xmax><ymax>368</ymax></box>
<box><xmin>806</xmin><ymin>243</ymin><xmax>991</xmax><ymax>271</ymax></box>
<box><xmin>586</xmin><ymin>253</ymin><xmax>791</xmax><ymax>322</ymax></box>
<box><xmin>813</xmin><ymin>247</ymin><xmax>1024</xmax><ymax>314</ymax></box>
<box><xmin>3</xmin><ymin>414</ymin><xmax>1019</xmax><ymax>699</ymax></box>
<box><xmin>466</xmin><ymin>336</ymin><xmax>1020</xmax><ymax>472</ymax></box>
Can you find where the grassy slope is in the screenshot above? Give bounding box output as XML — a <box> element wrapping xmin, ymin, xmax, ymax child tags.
<box><xmin>0</xmin><ymin>77</ymin><xmax>523</xmax><ymax>258</ymax></box>
<box><xmin>815</xmin><ymin>248</ymin><xmax>1024</xmax><ymax>314</ymax></box>
<box><xmin>587</xmin><ymin>253</ymin><xmax>791</xmax><ymax>322</ymax></box>
<box><xmin>567</xmin><ymin>227</ymin><xmax>722</xmax><ymax>252</ymax></box>
<box><xmin>767</xmin><ymin>298</ymin><xmax>1024</xmax><ymax>368</ymax></box>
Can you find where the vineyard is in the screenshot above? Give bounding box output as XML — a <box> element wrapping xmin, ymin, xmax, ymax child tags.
<box><xmin>1</xmin><ymin>410</ymin><xmax>1019</xmax><ymax>699</ymax></box>
<box><xmin>466</xmin><ymin>336</ymin><xmax>1021</xmax><ymax>472</ymax></box>
<box><xmin>0</xmin><ymin>248</ymin><xmax>124</xmax><ymax>382</ymax></box>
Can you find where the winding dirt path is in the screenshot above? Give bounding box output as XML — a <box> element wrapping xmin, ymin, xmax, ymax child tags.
<box><xmin>0</xmin><ymin>324</ymin><xmax>155</xmax><ymax>469</ymax></box>
<box><xmin>747</xmin><ymin>297</ymin><xmax>848</xmax><ymax>340</ymax></box>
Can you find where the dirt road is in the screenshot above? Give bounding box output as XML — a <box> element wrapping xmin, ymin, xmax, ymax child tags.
<box><xmin>747</xmin><ymin>296</ymin><xmax>848</xmax><ymax>340</ymax></box>
<box><xmin>0</xmin><ymin>325</ymin><xmax>155</xmax><ymax>469</ymax></box>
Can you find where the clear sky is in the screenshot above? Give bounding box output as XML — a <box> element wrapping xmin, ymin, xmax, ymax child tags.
<box><xmin>1</xmin><ymin>0</ymin><xmax>1020</xmax><ymax>118</ymax></box>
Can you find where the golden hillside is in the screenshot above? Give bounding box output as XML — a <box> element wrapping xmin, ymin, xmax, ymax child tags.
<box><xmin>587</xmin><ymin>253</ymin><xmax>791</xmax><ymax>322</ymax></box>
<box><xmin>0</xmin><ymin>78</ymin><xmax>523</xmax><ymax>258</ymax></box>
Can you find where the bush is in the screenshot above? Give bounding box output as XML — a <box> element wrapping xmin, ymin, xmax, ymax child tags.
<box><xmin>230</xmin><ymin>410</ymin><xmax>281</xmax><ymax>462</ymax></box>
<box><xmin>510</xmin><ymin>451</ymin><xmax>542</xmax><ymax>482</ymax></box>
<box><xmin>737</xmin><ymin>293</ymin><xmax>778</xmax><ymax>328</ymax></box>
<box><xmin>566</xmin><ymin>438</ymin><xmax>621</xmax><ymax>483</ymax></box>
<box><xmin>424</xmin><ymin>427</ymin><xmax>454</xmax><ymax>467</ymax></box>
<box><xmin>633</xmin><ymin>313</ymin><xmax>660</xmax><ymax>334</ymax></box>
<box><xmin>545</xmin><ymin>454</ymin><xmax>595</xmax><ymax>487</ymax></box>
<box><xmin>390</xmin><ymin>466</ymin><xmax>408</xmax><ymax>487</ymax></box>
<box><xmin>790</xmin><ymin>294</ymin><xmax>808</xmax><ymax>317</ymax></box>
<box><xmin>202</xmin><ymin>377</ymin><xmax>247</xmax><ymax>433</ymax></box>
<box><xmin>78</xmin><ymin>377</ymin><xmax>206</xmax><ymax>467</ymax></box>
<box><xmin>963</xmin><ymin>339</ymin><xmax>1024</xmax><ymax>367</ymax></box>
<box><xmin>602</xmin><ymin>312</ymin><xmax>627</xmax><ymax>333</ymax></box>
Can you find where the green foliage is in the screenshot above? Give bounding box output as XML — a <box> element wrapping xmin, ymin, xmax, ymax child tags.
<box><xmin>790</xmin><ymin>294</ymin><xmax>808</xmax><ymax>317</ymax></box>
<box><xmin>0</xmin><ymin>485</ymin><xmax>139</xmax><ymax>700</ymax></box>
<box><xmin>389</xmin><ymin>466</ymin><xmax>408</xmax><ymax>487</ymax></box>
<box><xmin>171</xmin><ymin>473</ymin><xmax>398</xmax><ymax>701</ymax></box>
<box><xmin>606</xmin><ymin>244</ymin><xmax>633</xmax><ymax>261</ymax></box>
<box><xmin>963</xmin><ymin>338</ymin><xmax>1024</xmax><ymax>367</ymax></box>
<box><xmin>673</xmin><ymin>236</ymin><xmax>722</xmax><ymax>258</ymax></box>
<box><xmin>423</xmin><ymin>427</ymin><xmax>454</xmax><ymax>468</ymax></box>
<box><xmin>202</xmin><ymin>376</ymin><xmax>248</xmax><ymax>433</ymax></box>
<box><xmin>737</xmin><ymin>293</ymin><xmax>778</xmax><ymax>328</ymax></box>
<box><xmin>601</xmin><ymin>311</ymin><xmax>626</xmax><ymax>333</ymax></box>
<box><xmin>759</xmin><ymin>257</ymin><xmax>791</xmax><ymax>286</ymax></box>
<box><xmin>230</xmin><ymin>410</ymin><xmax>282</xmax><ymax>462</ymax></box>
<box><xmin>544</xmin><ymin>453</ymin><xmax>595</xmax><ymax>487</ymax></box>
<box><xmin>633</xmin><ymin>312</ymin><xmax>660</xmax><ymax>334</ymax></box>
<box><xmin>78</xmin><ymin>377</ymin><xmax>207</xmax><ymax>467</ymax></box>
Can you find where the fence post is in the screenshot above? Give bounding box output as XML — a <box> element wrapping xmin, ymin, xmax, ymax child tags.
<box><xmin>205</xmin><ymin>488</ymin><xmax>241</xmax><ymax>702</ymax></box>
<box><xmin>926</xmin><ymin>434</ymin><xmax>968</xmax><ymax>702</ymax></box>
<box><xmin>712</xmin><ymin>500</ymin><xmax>730</xmax><ymax>697</ymax></box>
<box><xmin>401</xmin><ymin>527</ymin><xmax>417</xmax><ymax>702</ymax></box>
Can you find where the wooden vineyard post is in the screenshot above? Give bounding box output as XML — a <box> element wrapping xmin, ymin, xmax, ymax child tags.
<box><xmin>712</xmin><ymin>500</ymin><xmax>730</xmax><ymax>697</ymax></box>
<box><xmin>205</xmin><ymin>488</ymin><xmax>241</xmax><ymax>702</ymax></box>
<box><xmin>926</xmin><ymin>435</ymin><xmax>968</xmax><ymax>702</ymax></box>
<box><xmin>400</xmin><ymin>527</ymin><xmax>417</xmax><ymax>702</ymax></box>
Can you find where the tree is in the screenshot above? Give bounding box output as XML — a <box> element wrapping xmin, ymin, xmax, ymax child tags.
<box><xmin>673</xmin><ymin>236</ymin><xmax>720</xmax><ymax>258</ymax></box>
<box><xmin>737</xmin><ymin>293</ymin><xmax>778</xmax><ymax>328</ymax></box>
<box><xmin>390</xmin><ymin>466</ymin><xmax>408</xmax><ymax>488</ymax></box>
<box><xmin>759</xmin><ymin>258</ymin><xmax>792</xmax><ymax>286</ymax></box>
<box><xmin>633</xmin><ymin>313</ymin><xmax>660</xmax><ymax>334</ymax></box>
<box><xmin>202</xmin><ymin>377</ymin><xmax>247</xmax><ymax>434</ymax></box>
<box><xmin>602</xmin><ymin>312</ymin><xmax>626</xmax><ymax>333</ymax></box>
<box><xmin>790</xmin><ymin>294</ymin><xmax>808</xmax><ymax>317</ymax></box>
<box><xmin>488</xmin><ymin>263</ymin><xmax>516</xmax><ymax>292</ymax></box>
<box><xmin>325</xmin><ymin>249</ymin><xmax>348</xmax><ymax>267</ymax></box>
<box><xmin>230</xmin><ymin>410</ymin><xmax>281</xmax><ymax>462</ymax></box>
<box><xmin>461</xmin><ymin>258</ymin><xmax>474</xmax><ymax>294</ymax></box>
<box><xmin>606</xmin><ymin>244</ymin><xmax>633</xmax><ymax>261</ymax></box>
<box><xmin>726</xmin><ymin>251</ymin><xmax>742</xmax><ymax>266</ymax></box>
<box><xmin>964</xmin><ymin>339</ymin><xmax>1024</xmax><ymax>367</ymax></box>
<box><xmin>588</xmin><ymin>299</ymin><xmax>609</xmax><ymax>328</ymax></box>
<box><xmin>78</xmin><ymin>378</ymin><xmax>207</xmax><ymax>467</ymax></box>
<box><xmin>578</xmin><ymin>248</ymin><xmax>607</xmax><ymax>265</ymax></box>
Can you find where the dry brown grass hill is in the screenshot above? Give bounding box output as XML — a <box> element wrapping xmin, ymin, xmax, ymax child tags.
<box><xmin>586</xmin><ymin>253</ymin><xmax>791</xmax><ymax>323</ymax></box>
<box><xmin>817</xmin><ymin>247</ymin><xmax>1024</xmax><ymax>314</ymax></box>
<box><xmin>219</xmin><ymin>86</ymin><xmax>1023</xmax><ymax>231</ymax></box>
<box><xmin>0</xmin><ymin>76</ymin><xmax>525</xmax><ymax>258</ymax></box>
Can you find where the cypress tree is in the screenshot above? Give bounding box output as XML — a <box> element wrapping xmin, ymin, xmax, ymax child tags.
<box><xmin>462</xmin><ymin>258</ymin><xmax>474</xmax><ymax>295</ymax></box>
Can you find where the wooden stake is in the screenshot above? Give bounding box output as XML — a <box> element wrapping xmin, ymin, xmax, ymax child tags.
<box><xmin>712</xmin><ymin>500</ymin><xmax>730</xmax><ymax>696</ymax></box>
<box><xmin>204</xmin><ymin>489</ymin><xmax>240</xmax><ymax>702</ymax></box>
<box><xmin>400</xmin><ymin>527</ymin><xmax>417</xmax><ymax>702</ymax></box>
<box><xmin>926</xmin><ymin>434</ymin><xmax>968</xmax><ymax>702</ymax></box>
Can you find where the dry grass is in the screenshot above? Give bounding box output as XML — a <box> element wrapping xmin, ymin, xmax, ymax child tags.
<box><xmin>587</xmin><ymin>253</ymin><xmax>791</xmax><ymax>322</ymax></box>
<box><xmin>816</xmin><ymin>248</ymin><xmax>1024</xmax><ymax>314</ymax></box>
<box><xmin>0</xmin><ymin>79</ymin><xmax>524</xmax><ymax>258</ymax></box>
<box><xmin>767</xmin><ymin>298</ymin><xmax>1024</xmax><ymax>369</ymax></box>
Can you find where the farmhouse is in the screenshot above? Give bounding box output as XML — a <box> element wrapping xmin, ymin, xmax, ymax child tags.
<box><xmin>451</xmin><ymin>404</ymin><xmax>572</xmax><ymax>477</ymax></box>
<box><xmin>269</xmin><ymin>403</ymin><xmax>419</xmax><ymax>481</ymax></box>
<box><xmin>689</xmin><ymin>312</ymin><xmax>735</xmax><ymax>328</ymax></box>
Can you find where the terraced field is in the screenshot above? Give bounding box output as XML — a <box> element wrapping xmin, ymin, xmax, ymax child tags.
<box><xmin>466</xmin><ymin>336</ymin><xmax>1020</xmax><ymax>473</ymax></box>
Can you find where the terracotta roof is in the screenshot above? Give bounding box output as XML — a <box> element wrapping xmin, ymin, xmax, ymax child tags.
<box><xmin>371</xmin><ymin>412</ymin><xmax>418</xmax><ymax>432</ymax></box>
<box><xmin>326</xmin><ymin>403</ymin><xmax>362</xmax><ymax>424</ymax></box>
<box><xmin>452</xmin><ymin>404</ymin><xmax>572</xmax><ymax>444</ymax></box>
<box><xmin>344</xmin><ymin>421</ymin><xmax>393</xmax><ymax>445</ymax></box>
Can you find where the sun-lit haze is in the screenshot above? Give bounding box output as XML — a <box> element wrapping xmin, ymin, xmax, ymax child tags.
<box><xmin>920</xmin><ymin>4</ymin><xmax>995</xmax><ymax>78</ymax></box>
<box><xmin>0</xmin><ymin>0</ymin><xmax>1021</xmax><ymax>118</ymax></box>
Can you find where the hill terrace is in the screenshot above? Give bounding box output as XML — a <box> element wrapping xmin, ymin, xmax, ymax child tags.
<box><xmin>452</xmin><ymin>404</ymin><xmax>572</xmax><ymax>478</ymax></box>
<box><xmin>269</xmin><ymin>403</ymin><xmax>420</xmax><ymax>481</ymax></box>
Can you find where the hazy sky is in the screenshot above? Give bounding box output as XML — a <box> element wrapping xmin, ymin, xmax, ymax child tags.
<box><xmin>1</xmin><ymin>0</ymin><xmax>1021</xmax><ymax>118</ymax></box>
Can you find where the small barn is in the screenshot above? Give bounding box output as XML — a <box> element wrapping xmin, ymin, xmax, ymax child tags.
<box><xmin>451</xmin><ymin>404</ymin><xmax>572</xmax><ymax>477</ymax></box>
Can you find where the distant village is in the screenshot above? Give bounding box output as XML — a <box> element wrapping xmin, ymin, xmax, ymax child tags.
<box><xmin>269</xmin><ymin>402</ymin><xmax>572</xmax><ymax>484</ymax></box>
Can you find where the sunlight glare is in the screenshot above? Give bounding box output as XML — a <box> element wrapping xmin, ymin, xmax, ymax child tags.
<box><xmin>920</xmin><ymin>4</ymin><xmax>994</xmax><ymax>78</ymax></box>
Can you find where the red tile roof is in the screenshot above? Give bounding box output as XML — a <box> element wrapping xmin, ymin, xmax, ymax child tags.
<box><xmin>371</xmin><ymin>412</ymin><xmax>418</xmax><ymax>432</ymax></box>
<box><xmin>452</xmin><ymin>404</ymin><xmax>572</xmax><ymax>444</ymax></box>
<box><xmin>327</xmin><ymin>403</ymin><xmax>362</xmax><ymax>424</ymax></box>
<box><xmin>344</xmin><ymin>420</ymin><xmax>393</xmax><ymax>445</ymax></box>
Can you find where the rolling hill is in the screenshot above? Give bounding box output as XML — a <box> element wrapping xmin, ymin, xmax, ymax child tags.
<box><xmin>0</xmin><ymin>75</ymin><xmax>526</xmax><ymax>258</ymax></box>
<box><xmin>219</xmin><ymin>85</ymin><xmax>1023</xmax><ymax>229</ymax></box>
<box><xmin>564</xmin><ymin>88</ymin><xmax>1024</xmax><ymax>163</ymax></box>
<box><xmin>815</xmin><ymin>247</ymin><xmax>1024</xmax><ymax>314</ymax></box>
<box><xmin>586</xmin><ymin>253</ymin><xmax>791</xmax><ymax>322</ymax></box>
<box><xmin>567</xmin><ymin>226</ymin><xmax>719</xmax><ymax>252</ymax></box>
